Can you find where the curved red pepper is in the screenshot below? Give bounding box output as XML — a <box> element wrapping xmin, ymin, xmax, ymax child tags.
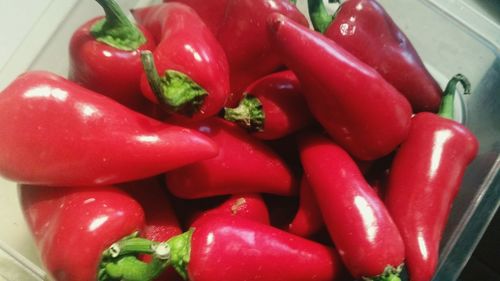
<box><xmin>163</xmin><ymin>0</ymin><xmax>309</xmax><ymax>105</ymax></box>
<box><xmin>69</xmin><ymin>0</ymin><xmax>155</xmax><ymax>111</ymax></box>
<box><xmin>288</xmin><ymin>177</ymin><xmax>324</xmax><ymax>237</ymax></box>
<box><xmin>309</xmin><ymin>0</ymin><xmax>442</xmax><ymax>113</ymax></box>
<box><xmin>299</xmin><ymin>132</ymin><xmax>405</xmax><ymax>280</ymax></box>
<box><xmin>121</xmin><ymin>178</ymin><xmax>183</xmax><ymax>281</ymax></box>
<box><xmin>385</xmin><ymin>75</ymin><xmax>479</xmax><ymax>281</ymax></box>
<box><xmin>133</xmin><ymin>3</ymin><xmax>229</xmax><ymax>119</ymax></box>
<box><xmin>170</xmin><ymin>216</ymin><xmax>347</xmax><ymax>281</ymax></box>
<box><xmin>268</xmin><ymin>13</ymin><xmax>412</xmax><ymax>160</ymax></box>
<box><xmin>0</xmin><ymin>72</ymin><xmax>218</xmax><ymax>186</ymax></box>
<box><xmin>190</xmin><ymin>193</ymin><xmax>270</xmax><ymax>227</ymax></box>
<box><xmin>20</xmin><ymin>185</ymin><xmax>145</xmax><ymax>281</ymax></box>
<box><xmin>166</xmin><ymin>118</ymin><xmax>297</xmax><ymax>198</ymax></box>
<box><xmin>224</xmin><ymin>70</ymin><xmax>313</xmax><ymax>140</ymax></box>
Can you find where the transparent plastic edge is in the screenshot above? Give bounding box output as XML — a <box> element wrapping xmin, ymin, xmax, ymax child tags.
<box><xmin>0</xmin><ymin>240</ymin><xmax>46</xmax><ymax>281</ymax></box>
<box><xmin>433</xmin><ymin>157</ymin><xmax>500</xmax><ymax>281</ymax></box>
<box><xmin>420</xmin><ymin>0</ymin><xmax>499</xmax><ymax>55</ymax></box>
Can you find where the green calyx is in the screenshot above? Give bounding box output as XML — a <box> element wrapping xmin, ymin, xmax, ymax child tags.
<box><xmin>98</xmin><ymin>232</ymin><xmax>172</xmax><ymax>281</ymax></box>
<box><xmin>141</xmin><ymin>51</ymin><xmax>207</xmax><ymax>116</ymax></box>
<box><xmin>438</xmin><ymin>73</ymin><xmax>471</xmax><ymax>120</ymax></box>
<box><xmin>167</xmin><ymin>229</ymin><xmax>194</xmax><ymax>280</ymax></box>
<box><xmin>91</xmin><ymin>0</ymin><xmax>146</xmax><ymax>51</ymax></box>
<box><xmin>362</xmin><ymin>265</ymin><xmax>403</xmax><ymax>281</ymax></box>
<box><xmin>308</xmin><ymin>0</ymin><xmax>337</xmax><ymax>33</ymax></box>
<box><xmin>224</xmin><ymin>95</ymin><xmax>265</xmax><ymax>132</ymax></box>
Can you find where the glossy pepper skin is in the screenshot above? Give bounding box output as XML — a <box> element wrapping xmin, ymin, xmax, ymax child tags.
<box><xmin>190</xmin><ymin>193</ymin><xmax>270</xmax><ymax>227</ymax></box>
<box><xmin>299</xmin><ymin>133</ymin><xmax>405</xmax><ymax>280</ymax></box>
<box><xmin>166</xmin><ymin>118</ymin><xmax>297</xmax><ymax>198</ymax></box>
<box><xmin>171</xmin><ymin>216</ymin><xmax>346</xmax><ymax>281</ymax></box>
<box><xmin>163</xmin><ymin>0</ymin><xmax>309</xmax><ymax>105</ymax></box>
<box><xmin>224</xmin><ymin>70</ymin><xmax>313</xmax><ymax>140</ymax></box>
<box><xmin>385</xmin><ymin>76</ymin><xmax>478</xmax><ymax>281</ymax></box>
<box><xmin>309</xmin><ymin>0</ymin><xmax>442</xmax><ymax>113</ymax></box>
<box><xmin>288</xmin><ymin>177</ymin><xmax>324</xmax><ymax>237</ymax></box>
<box><xmin>133</xmin><ymin>3</ymin><xmax>229</xmax><ymax>119</ymax></box>
<box><xmin>268</xmin><ymin>14</ymin><xmax>412</xmax><ymax>160</ymax></box>
<box><xmin>0</xmin><ymin>72</ymin><xmax>218</xmax><ymax>186</ymax></box>
<box><xmin>69</xmin><ymin>0</ymin><xmax>155</xmax><ymax>111</ymax></box>
<box><xmin>20</xmin><ymin>185</ymin><xmax>145</xmax><ymax>281</ymax></box>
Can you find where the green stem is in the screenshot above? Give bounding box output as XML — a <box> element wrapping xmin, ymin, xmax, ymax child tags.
<box><xmin>99</xmin><ymin>234</ymin><xmax>172</xmax><ymax>281</ymax></box>
<box><xmin>141</xmin><ymin>51</ymin><xmax>207</xmax><ymax>116</ymax></box>
<box><xmin>362</xmin><ymin>265</ymin><xmax>403</xmax><ymax>281</ymax></box>
<box><xmin>289</xmin><ymin>0</ymin><xmax>297</xmax><ymax>4</ymax></box>
<box><xmin>437</xmin><ymin>74</ymin><xmax>471</xmax><ymax>120</ymax></box>
<box><xmin>308</xmin><ymin>0</ymin><xmax>335</xmax><ymax>33</ymax></box>
<box><xmin>91</xmin><ymin>0</ymin><xmax>146</xmax><ymax>50</ymax></box>
<box><xmin>224</xmin><ymin>95</ymin><xmax>265</xmax><ymax>132</ymax></box>
<box><xmin>166</xmin><ymin>229</ymin><xmax>194</xmax><ymax>280</ymax></box>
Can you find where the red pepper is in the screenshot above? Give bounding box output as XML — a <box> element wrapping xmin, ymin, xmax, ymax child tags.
<box><xmin>166</xmin><ymin>118</ymin><xmax>297</xmax><ymax>198</ymax></box>
<box><xmin>224</xmin><ymin>70</ymin><xmax>313</xmax><ymax>140</ymax></box>
<box><xmin>20</xmin><ymin>185</ymin><xmax>139</xmax><ymax>281</ymax></box>
<box><xmin>163</xmin><ymin>0</ymin><xmax>309</xmax><ymax>105</ymax></box>
<box><xmin>161</xmin><ymin>0</ymin><xmax>227</xmax><ymax>35</ymax></box>
<box><xmin>165</xmin><ymin>216</ymin><xmax>347</xmax><ymax>281</ymax></box>
<box><xmin>299</xmin><ymin>132</ymin><xmax>405</xmax><ymax>280</ymax></box>
<box><xmin>308</xmin><ymin>0</ymin><xmax>442</xmax><ymax>113</ymax></box>
<box><xmin>190</xmin><ymin>193</ymin><xmax>270</xmax><ymax>227</ymax></box>
<box><xmin>385</xmin><ymin>75</ymin><xmax>479</xmax><ymax>281</ymax></box>
<box><xmin>268</xmin><ymin>13</ymin><xmax>412</xmax><ymax>160</ymax></box>
<box><xmin>69</xmin><ymin>0</ymin><xmax>155</xmax><ymax>111</ymax></box>
<box><xmin>132</xmin><ymin>3</ymin><xmax>229</xmax><ymax>119</ymax></box>
<box><xmin>0</xmin><ymin>72</ymin><xmax>218</xmax><ymax>186</ymax></box>
<box><xmin>121</xmin><ymin>178</ymin><xmax>183</xmax><ymax>281</ymax></box>
<box><xmin>287</xmin><ymin>177</ymin><xmax>324</xmax><ymax>237</ymax></box>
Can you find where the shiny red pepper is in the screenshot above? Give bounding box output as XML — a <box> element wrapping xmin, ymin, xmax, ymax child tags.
<box><xmin>308</xmin><ymin>0</ymin><xmax>442</xmax><ymax>113</ymax></box>
<box><xmin>166</xmin><ymin>118</ymin><xmax>297</xmax><ymax>198</ymax></box>
<box><xmin>190</xmin><ymin>193</ymin><xmax>270</xmax><ymax>227</ymax></box>
<box><xmin>133</xmin><ymin>3</ymin><xmax>229</xmax><ymax>119</ymax></box>
<box><xmin>299</xmin><ymin>132</ymin><xmax>405</xmax><ymax>280</ymax></box>
<box><xmin>288</xmin><ymin>177</ymin><xmax>324</xmax><ymax>237</ymax></box>
<box><xmin>20</xmin><ymin>185</ymin><xmax>144</xmax><ymax>281</ymax></box>
<box><xmin>0</xmin><ymin>72</ymin><xmax>218</xmax><ymax>186</ymax></box>
<box><xmin>69</xmin><ymin>0</ymin><xmax>155</xmax><ymax>111</ymax></box>
<box><xmin>224</xmin><ymin>70</ymin><xmax>313</xmax><ymax>140</ymax></box>
<box><xmin>165</xmin><ymin>216</ymin><xmax>347</xmax><ymax>281</ymax></box>
<box><xmin>163</xmin><ymin>0</ymin><xmax>309</xmax><ymax>104</ymax></box>
<box><xmin>268</xmin><ymin>13</ymin><xmax>412</xmax><ymax>160</ymax></box>
<box><xmin>121</xmin><ymin>178</ymin><xmax>183</xmax><ymax>281</ymax></box>
<box><xmin>385</xmin><ymin>75</ymin><xmax>479</xmax><ymax>281</ymax></box>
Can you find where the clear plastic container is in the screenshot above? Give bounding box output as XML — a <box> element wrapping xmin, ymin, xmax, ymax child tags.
<box><xmin>0</xmin><ymin>0</ymin><xmax>498</xmax><ymax>280</ymax></box>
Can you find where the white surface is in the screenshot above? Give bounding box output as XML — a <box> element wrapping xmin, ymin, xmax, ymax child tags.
<box><xmin>0</xmin><ymin>0</ymin><xmax>52</xmax><ymax>68</ymax></box>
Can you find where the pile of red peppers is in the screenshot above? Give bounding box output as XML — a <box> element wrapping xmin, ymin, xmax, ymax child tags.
<box><xmin>0</xmin><ymin>0</ymin><xmax>479</xmax><ymax>281</ymax></box>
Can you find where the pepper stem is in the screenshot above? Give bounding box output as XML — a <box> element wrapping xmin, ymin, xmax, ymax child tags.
<box><xmin>90</xmin><ymin>0</ymin><xmax>146</xmax><ymax>51</ymax></box>
<box><xmin>362</xmin><ymin>265</ymin><xmax>403</xmax><ymax>281</ymax></box>
<box><xmin>141</xmin><ymin>51</ymin><xmax>207</xmax><ymax>116</ymax></box>
<box><xmin>308</xmin><ymin>0</ymin><xmax>335</xmax><ymax>33</ymax></box>
<box><xmin>98</xmin><ymin>233</ymin><xmax>172</xmax><ymax>281</ymax></box>
<box><xmin>166</xmin><ymin>229</ymin><xmax>194</xmax><ymax>280</ymax></box>
<box><xmin>437</xmin><ymin>74</ymin><xmax>471</xmax><ymax>120</ymax></box>
<box><xmin>224</xmin><ymin>95</ymin><xmax>265</xmax><ymax>132</ymax></box>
